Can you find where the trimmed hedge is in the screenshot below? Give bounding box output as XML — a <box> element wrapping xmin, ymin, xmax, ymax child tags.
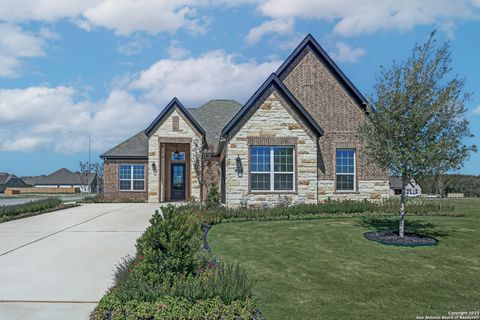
<box><xmin>81</xmin><ymin>195</ymin><xmax>146</xmax><ymax>203</ymax></box>
<box><xmin>0</xmin><ymin>198</ymin><xmax>75</xmax><ymax>223</ymax></box>
<box><xmin>94</xmin><ymin>295</ymin><xmax>256</xmax><ymax>320</ymax></box>
<box><xmin>194</xmin><ymin>198</ymin><xmax>460</xmax><ymax>225</ymax></box>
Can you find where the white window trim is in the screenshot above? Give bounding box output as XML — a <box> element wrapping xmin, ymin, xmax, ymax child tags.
<box><xmin>119</xmin><ymin>164</ymin><xmax>146</xmax><ymax>191</ymax></box>
<box><xmin>250</xmin><ymin>146</ymin><xmax>295</xmax><ymax>192</ymax></box>
<box><xmin>335</xmin><ymin>149</ymin><xmax>356</xmax><ymax>193</ymax></box>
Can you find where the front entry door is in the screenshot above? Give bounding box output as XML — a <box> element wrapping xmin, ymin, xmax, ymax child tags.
<box><xmin>171</xmin><ymin>163</ymin><xmax>186</xmax><ymax>200</ymax></box>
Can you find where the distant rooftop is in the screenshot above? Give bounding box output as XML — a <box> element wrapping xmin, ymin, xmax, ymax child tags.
<box><xmin>21</xmin><ymin>168</ymin><xmax>96</xmax><ymax>186</ymax></box>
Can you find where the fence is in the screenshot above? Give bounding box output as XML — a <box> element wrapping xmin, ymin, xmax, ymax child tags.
<box><xmin>5</xmin><ymin>187</ymin><xmax>80</xmax><ymax>194</ymax></box>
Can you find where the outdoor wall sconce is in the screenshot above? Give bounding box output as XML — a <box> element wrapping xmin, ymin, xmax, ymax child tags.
<box><xmin>235</xmin><ymin>156</ymin><xmax>243</xmax><ymax>178</ymax></box>
<box><xmin>151</xmin><ymin>162</ymin><xmax>157</xmax><ymax>173</ymax></box>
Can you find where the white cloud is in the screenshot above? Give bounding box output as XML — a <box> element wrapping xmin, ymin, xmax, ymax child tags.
<box><xmin>0</xmin><ymin>0</ymin><xmax>207</xmax><ymax>36</ymax></box>
<box><xmin>0</xmin><ymin>45</ymin><xmax>280</xmax><ymax>154</ymax></box>
<box><xmin>83</xmin><ymin>0</ymin><xmax>199</xmax><ymax>36</ymax></box>
<box><xmin>473</xmin><ymin>106</ymin><xmax>480</xmax><ymax>115</ymax></box>
<box><xmin>330</xmin><ymin>42</ymin><xmax>365</xmax><ymax>63</ymax></box>
<box><xmin>129</xmin><ymin>50</ymin><xmax>281</xmax><ymax>106</ymax></box>
<box><xmin>256</xmin><ymin>0</ymin><xmax>480</xmax><ymax>37</ymax></box>
<box><xmin>0</xmin><ymin>49</ymin><xmax>280</xmax><ymax>153</ymax></box>
<box><xmin>0</xmin><ymin>0</ymin><xmax>101</xmax><ymax>22</ymax></box>
<box><xmin>0</xmin><ymin>86</ymin><xmax>157</xmax><ymax>154</ymax></box>
<box><xmin>0</xmin><ymin>23</ymin><xmax>47</xmax><ymax>77</ymax></box>
<box><xmin>166</xmin><ymin>39</ymin><xmax>191</xmax><ymax>59</ymax></box>
<box><xmin>2</xmin><ymin>136</ymin><xmax>52</xmax><ymax>152</ymax></box>
<box><xmin>0</xmin><ymin>0</ymin><xmax>478</xmax><ymax>39</ymax></box>
<box><xmin>117</xmin><ymin>34</ymin><xmax>151</xmax><ymax>56</ymax></box>
<box><xmin>246</xmin><ymin>19</ymin><xmax>293</xmax><ymax>44</ymax></box>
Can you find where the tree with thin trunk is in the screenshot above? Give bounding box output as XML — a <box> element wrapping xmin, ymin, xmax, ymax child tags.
<box><xmin>359</xmin><ymin>31</ymin><xmax>476</xmax><ymax>238</ymax></box>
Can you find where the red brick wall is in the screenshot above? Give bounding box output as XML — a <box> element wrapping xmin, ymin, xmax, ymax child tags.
<box><xmin>103</xmin><ymin>159</ymin><xmax>148</xmax><ymax>201</ymax></box>
<box><xmin>281</xmin><ymin>47</ymin><xmax>387</xmax><ymax>181</ymax></box>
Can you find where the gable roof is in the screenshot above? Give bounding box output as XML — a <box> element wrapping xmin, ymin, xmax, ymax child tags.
<box><xmin>20</xmin><ymin>175</ymin><xmax>44</xmax><ymax>186</ymax></box>
<box><xmin>0</xmin><ymin>173</ymin><xmax>16</xmax><ymax>185</ymax></box>
<box><xmin>276</xmin><ymin>34</ymin><xmax>367</xmax><ymax>107</ymax></box>
<box><xmin>101</xmin><ymin>131</ymin><xmax>148</xmax><ymax>159</ymax></box>
<box><xmin>220</xmin><ymin>73</ymin><xmax>324</xmax><ymax>149</ymax></box>
<box><xmin>389</xmin><ymin>177</ymin><xmax>421</xmax><ymax>189</ymax></box>
<box><xmin>145</xmin><ymin>97</ymin><xmax>206</xmax><ymax>137</ymax></box>
<box><xmin>28</xmin><ymin>168</ymin><xmax>96</xmax><ymax>186</ymax></box>
<box><xmin>188</xmin><ymin>100</ymin><xmax>242</xmax><ymax>152</ymax></box>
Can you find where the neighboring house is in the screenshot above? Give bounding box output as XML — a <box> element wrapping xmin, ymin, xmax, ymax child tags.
<box><xmin>0</xmin><ymin>173</ymin><xmax>28</xmax><ymax>193</ymax></box>
<box><xmin>389</xmin><ymin>177</ymin><xmax>422</xmax><ymax>197</ymax></box>
<box><xmin>101</xmin><ymin>34</ymin><xmax>389</xmax><ymax>207</ymax></box>
<box><xmin>22</xmin><ymin>168</ymin><xmax>97</xmax><ymax>193</ymax></box>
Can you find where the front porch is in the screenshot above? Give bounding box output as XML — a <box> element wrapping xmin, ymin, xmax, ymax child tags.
<box><xmin>148</xmin><ymin>137</ymin><xmax>199</xmax><ymax>203</ymax></box>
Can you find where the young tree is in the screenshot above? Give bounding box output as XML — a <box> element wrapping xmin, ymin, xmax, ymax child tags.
<box><xmin>90</xmin><ymin>162</ymin><xmax>104</xmax><ymax>193</ymax></box>
<box><xmin>79</xmin><ymin>161</ymin><xmax>90</xmax><ymax>192</ymax></box>
<box><xmin>359</xmin><ymin>32</ymin><xmax>476</xmax><ymax>238</ymax></box>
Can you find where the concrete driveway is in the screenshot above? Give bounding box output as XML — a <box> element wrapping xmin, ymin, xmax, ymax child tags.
<box><xmin>0</xmin><ymin>203</ymin><xmax>159</xmax><ymax>320</ymax></box>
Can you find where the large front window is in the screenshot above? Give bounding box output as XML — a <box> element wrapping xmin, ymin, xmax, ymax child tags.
<box><xmin>250</xmin><ymin>146</ymin><xmax>294</xmax><ymax>192</ymax></box>
<box><xmin>335</xmin><ymin>149</ymin><xmax>355</xmax><ymax>191</ymax></box>
<box><xmin>119</xmin><ymin>164</ymin><xmax>145</xmax><ymax>191</ymax></box>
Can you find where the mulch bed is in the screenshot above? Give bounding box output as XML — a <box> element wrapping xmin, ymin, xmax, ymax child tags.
<box><xmin>364</xmin><ymin>231</ymin><xmax>438</xmax><ymax>247</ymax></box>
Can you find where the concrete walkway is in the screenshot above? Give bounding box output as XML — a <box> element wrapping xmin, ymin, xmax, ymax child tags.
<box><xmin>0</xmin><ymin>203</ymin><xmax>159</xmax><ymax>320</ymax></box>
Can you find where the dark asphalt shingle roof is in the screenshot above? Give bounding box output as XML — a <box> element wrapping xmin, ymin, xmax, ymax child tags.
<box><xmin>389</xmin><ymin>177</ymin><xmax>403</xmax><ymax>188</ymax></box>
<box><xmin>101</xmin><ymin>100</ymin><xmax>242</xmax><ymax>158</ymax></box>
<box><xmin>20</xmin><ymin>176</ymin><xmax>44</xmax><ymax>186</ymax></box>
<box><xmin>189</xmin><ymin>99</ymin><xmax>242</xmax><ymax>151</ymax></box>
<box><xmin>0</xmin><ymin>173</ymin><xmax>15</xmax><ymax>185</ymax></box>
<box><xmin>23</xmin><ymin>168</ymin><xmax>96</xmax><ymax>186</ymax></box>
<box><xmin>100</xmin><ymin>131</ymin><xmax>149</xmax><ymax>159</ymax></box>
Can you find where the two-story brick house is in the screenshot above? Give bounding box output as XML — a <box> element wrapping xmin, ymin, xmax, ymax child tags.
<box><xmin>101</xmin><ymin>34</ymin><xmax>389</xmax><ymax>207</ymax></box>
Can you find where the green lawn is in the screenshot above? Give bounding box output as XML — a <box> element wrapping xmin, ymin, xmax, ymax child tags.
<box><xmin>208</xmin><ymin>199</ymin><xmax>480</xmax><ymax>320</ymax></box>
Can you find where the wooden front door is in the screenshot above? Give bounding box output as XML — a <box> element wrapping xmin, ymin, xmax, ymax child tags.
<box><xmin>171</xmin><ymin>163</ymin><xmax>186</xmax><ymax>200</ymax></box>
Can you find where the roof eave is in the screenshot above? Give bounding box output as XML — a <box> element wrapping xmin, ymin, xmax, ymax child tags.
<box><xmin>144</xmin><ymin>97</ymin><xmax>206</xmax><ymax>137</ymax></box>
<box><xmin>100</xmin><ymin>155</ymin><xmax>148</xmax><ymax>160</ymax></box>
<box><xmin>219</xmin><ymin>73</ymin><xmax>324</xmax><ymax>154</ymax></box>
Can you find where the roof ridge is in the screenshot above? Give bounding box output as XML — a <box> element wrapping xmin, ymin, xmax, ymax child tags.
<box><xmin>145</xmin><ymin>97</ymin><xmax>205</xmax><ymax>137</ymax></box>
<box><xmin>275</xmin><ymin>33</ymin><xmax>367</xmax><ymax>107</ymax></box>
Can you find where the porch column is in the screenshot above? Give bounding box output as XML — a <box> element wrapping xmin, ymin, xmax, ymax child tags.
<box><xmin>160</xmin><ymin>143</ymin><xmax>165</xmax><ymax>202</ymax></box>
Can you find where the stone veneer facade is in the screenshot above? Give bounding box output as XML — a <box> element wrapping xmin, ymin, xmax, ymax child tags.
<box><xmin>224</xmin><ymin>90</ymin><xmax>318</xmax><ymax>207</ymax></box>
<box><xmin>147</xmin><ymin>108</ymin><xmax>202</xmax><ymax>203</ymax></box>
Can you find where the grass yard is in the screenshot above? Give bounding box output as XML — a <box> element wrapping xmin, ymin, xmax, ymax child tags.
<box><xmin>208</xmin><ymin>199</ymin><xmax>480</xmax><ymax>320</ymax></box>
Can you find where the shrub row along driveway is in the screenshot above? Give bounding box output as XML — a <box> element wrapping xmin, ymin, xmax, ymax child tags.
<box><xmin>0</xmin><ymin>203</ymin><xmax>158</xmax><ymax>320</ymax></box>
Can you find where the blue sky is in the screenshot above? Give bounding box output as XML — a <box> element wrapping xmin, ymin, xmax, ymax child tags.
<box><xmin>0</xmin><ymin>0</ymin><xmax>479</xmax><ymax>177</ymax></box>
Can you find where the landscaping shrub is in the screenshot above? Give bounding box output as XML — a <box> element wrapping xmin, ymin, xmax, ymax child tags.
<box><xmin>134</xmin><ymin>205</ymin><xmax>203</xmax><ymax>284</ymax></box>
<box><xmin>112</xmin><ymin>261</ymin><xmax>253</xmax><ymax>304</ymax></box>
<box><xmin>199</xmin><ymin>198</ymin><xmax>459</xmax><ymax>224</ymax></box>
<box><xmin>0</xmin><ymin>198</ymin><xmax>62</xmax><ymax>216</ymax></box>
<box><xmin>379</xmin><ymin>197</ymin><xmax>457</xmax><ymax>215</ymax></box>
<box><xmin>172</xmin><ymin>198</ymin><xmax>459</xmax><ymax>227</ymax></box>
<box><xmin>0</xmin><ymin>198</ymin><xmax>67</xmax><ymax>222</ymax></box>
<box><xmin>205</xmin><ymin>184</ymin><xmax>220</xmax><ymax>209</ymax></box>
<box><xmin>81</xmin><ymin>195</ymin><xmax>145</xmax><ymax>203</ymax></box>
<box><xmin>94</xmin><ymin>295</ymin><xmax>257</xmax><ymax>320</ymax></box>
